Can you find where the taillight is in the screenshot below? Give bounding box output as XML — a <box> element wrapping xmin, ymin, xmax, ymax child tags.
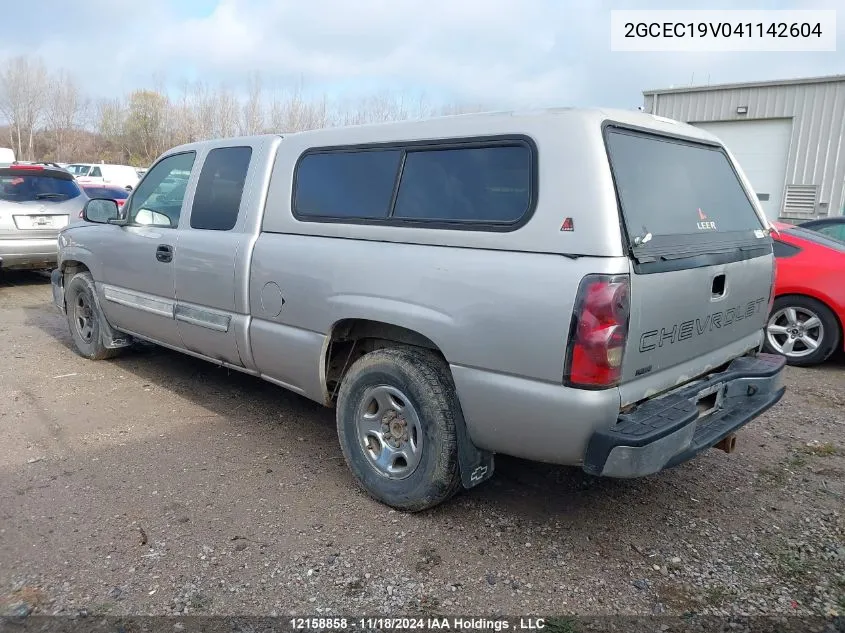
<box><xmin>116</xmin><ymin>199</ymin><xmax>125</xmax><ymax>207</ymax></box>
<box><xmin>564</xmin><ymin>274</ymin><xmax>631</xmax><ymax>389</ymax></box>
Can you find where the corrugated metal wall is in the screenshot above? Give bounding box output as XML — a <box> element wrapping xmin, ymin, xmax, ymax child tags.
<box><xmin>644</xmin><ymin>79</ymin><xmax>845</xmax><ymax>218</ymax></box>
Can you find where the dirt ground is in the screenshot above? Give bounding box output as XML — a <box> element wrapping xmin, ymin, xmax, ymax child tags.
<box><xmin>1</xmin><ymin>270</ymin><xmax>843</xmax><ymax>619</ymax></box>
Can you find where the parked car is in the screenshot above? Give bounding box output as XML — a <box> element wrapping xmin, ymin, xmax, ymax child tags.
<box><xmin>75</xmin><ymin>164</ymin><xmax>140</xmax><ymax>191</ymax></box>
<box><xmin>66</xmin><ymin>163</ymin><xmax>95</xmax><ymax>178</ymax></box>
<box><xmin>80</xmin><ymin>185</ymin><xmax>130</xmax><ymax>212</ymax></box>
<box><xmin>799</xmin><ymin>216</ymin><xmax>845</xmax><ymax>243</ymax></box>
<box><xmin>0</xmin><ymin>164</ymin><xmax>84</xmax><ymax>271</ymax></box>
<box><xmin>14</xmin><ymin>161</ymin><xmax>69</xmax><ymax>171</ymax></box>
<box><xmin>765</xmin><ymin>221</ymin><xmax>845</xmax><ymax>366</ymax></box>
<box><xmin>0</xmin><ymin>147</ymin><xmax>14</xmax><ymax>167</ymax></box>
<box><xmin>51</xmin><ymin>109</ymin><xmax>786</xmax><ymax>511</ymax></box>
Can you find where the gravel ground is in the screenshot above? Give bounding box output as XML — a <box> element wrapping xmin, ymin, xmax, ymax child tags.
<box><xmin>0</xmin><ymin>270</ymin><xmax>843</xmax><ymax>619</ymax></box>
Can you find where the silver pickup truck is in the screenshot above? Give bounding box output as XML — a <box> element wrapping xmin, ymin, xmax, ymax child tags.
<box><xmin>52</xmin><ymin>108</ymin><xmax>786</xmax><ymax>511</ymax></box>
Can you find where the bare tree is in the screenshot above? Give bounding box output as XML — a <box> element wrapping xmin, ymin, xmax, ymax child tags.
<box><xmin>0</xmin><ymin>55</ymin><xmax>48</xmax><ymax>159</ymax></box>
<box><xmin>97</xmin><ymin>98</ymin><xmax>129</xmax><ymax>162</ymax></box>
<box><xmin>124</xmin><ymin>89</ymin><xmax>169</xmax><ymax>164</ymax></box>
<box><xmin>22</xmin><ymin>58</ymin><xmax>48</xmax><ymax>160</ymax></box>
<box><xmin>191</xmin><ymin>81</ymin><xmax>217</xmax><ymax>141</ymax></box>
<box><xmin>240</xmin><ymin>72</ymin><xmax>264</xmax><ymax>135</ymax></box>
<box><xmin>168</xmin><ymin>79</ymin><xmax>197</xmax><ymax>147</ymax></box>
<box><xmin>215</xmin><ymin>86</ymin><xmax>239</xmax><ymax>138</ymax></box>
<box><xmin>45</xmin><ymin>69</ymin><xmax>83</xmax><ymax>161</ymax></box>
<box><xmin>1</xmin><ymin>53</ymin><xmax>487</xmax><ymax>163</ymax></box>
<box><xmin>269</xmin><ymin>85</ymin><xmax>329</xmax><ymax>133</ymax></box>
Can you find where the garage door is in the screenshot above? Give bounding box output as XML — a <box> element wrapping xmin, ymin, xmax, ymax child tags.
<box><xmin>691</xmin><ymin>119</ymin><xmax>793</xmax><ymax>221</ymax></box>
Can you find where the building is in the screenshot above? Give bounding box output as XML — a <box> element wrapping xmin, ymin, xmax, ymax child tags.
<box><xmin>643</xmin><ymin>74</ymin><xmax>845</xmax><ymax>222</ymax></box>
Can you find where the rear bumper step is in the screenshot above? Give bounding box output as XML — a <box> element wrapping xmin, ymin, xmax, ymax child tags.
<box><xmin>583</xmin><ymin>353</ymin><xmax>786</xmax><ymax>478</ymax></box>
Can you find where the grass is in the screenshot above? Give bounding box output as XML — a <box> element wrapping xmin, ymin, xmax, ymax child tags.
<box><xmin>772</xmin><ymin>546</ymin><xmax>814</xmax><ymax>580</ymax></box>
<box><xmin>787</xmin><ymin>454</ymin><xmax>807</xmax><ymax>468</ymax></box>
<box><xmin>756</xmin><ymin>466</ymin><xmax>789</xmax><ymax>486</ymax></box>
<box><xmin>703</xmin><ymin>585</ymin><xmax>737</xmax><ymax>607</ymax></box>
<box><xmin>800</xmin><ymin>442</ymin><xmax>839</xmax><ymax>457</ymax></box>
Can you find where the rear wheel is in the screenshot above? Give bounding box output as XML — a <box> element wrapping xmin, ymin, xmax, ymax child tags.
<box><xmin>764</xmin><ymin>295</ymin><xmax>840</xmax><ymax>367</ymax></box>
<box><xmin>65</xmin><ymin>272</ymin><xmax>120</xmax><ymax>361</ymax></box>
<box><xmin>335</xmin><ymin>347</ymin><xmax>462</xmax><ymax>512</ymax></box>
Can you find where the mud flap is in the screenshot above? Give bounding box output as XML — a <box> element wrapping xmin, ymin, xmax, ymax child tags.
<box><xmin>70</xmin><ymin>272</ymin><xmax>133</xmax><ymax>350</ymax></box>
<box><xmin>455</xmin><ymin>415</ymin><xmax>495</xmax><ymax>489</ymax></box>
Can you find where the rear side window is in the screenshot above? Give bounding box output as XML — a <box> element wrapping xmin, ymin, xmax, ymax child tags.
<box><xmin>89</xmin><ymin>166</ymin><xmax>102</xmax><ymax>177</ymax></box>
<box><xmin>816</xmin><ymin>223</ymin><xmax>845</xmax><ymax>243</ymax></box>
<box><xmin>292</xmin><ymin>138</ymin><xmax>535</xmax><ymax>229</ymax></box>
<box><xmin>0</xmin><ymin>173</ymin><xmax>82</xmax><ymax>202</ymax></box>
<box><xmin>606</xmin><ymin>128</ymin><xmax>763</xmax><ymax>241</ymax></box>
<box><xmin>772</xmin><ymin>241</ymin><xmax>801</xmax><ymax>258</ymax></box>
<box><xmin>190</xmin><ymin>146</ymin><xmax>252</xmax><ymax>231</ymax></box>
<box><xmin>294</xmin><ymin>150</ymin><xmax>400</xmax><ymax>219</ymax></box>
<box><xmin>785</xmin><ymin>226</ymin><xmax>845</xmax><ymax>252</ymax></box>
<box><xmin>393</xmin><ymin>145</ymin><xmax>531</xmax><ymax>223</ymax></box>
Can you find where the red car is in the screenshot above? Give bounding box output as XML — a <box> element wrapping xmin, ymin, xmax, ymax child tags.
<box><xmin>765</xmin><ymin>221</ymin><xmax>845</xmax><ymax>366</ymax></box>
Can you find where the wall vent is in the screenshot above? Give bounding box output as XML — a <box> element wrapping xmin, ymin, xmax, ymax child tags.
<box><xmin>782</xmin><ymin>185</ymin><xmax>818</xmax><ymax>218</ymax></box>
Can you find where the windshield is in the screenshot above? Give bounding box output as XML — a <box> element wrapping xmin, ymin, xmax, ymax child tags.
<box><xmin>67</xmin><ymin>164</ymin><xmax>91</xmax><ymax>176</ymax></box>
<box><xmin>606</xmin><ymin>128</ymin><xmax>764</xmax><ymax>243</ymax></box>
<box><xmin>0</xmin><ymin>173</ymin><xmax>82</xmax><ymax>202</ymax></box>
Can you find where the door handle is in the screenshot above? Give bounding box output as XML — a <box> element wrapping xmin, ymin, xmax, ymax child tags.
<box><xmin>156</xmin><ymin>244</ymin><xmax>173</xmax><ymax>263</ymax></box>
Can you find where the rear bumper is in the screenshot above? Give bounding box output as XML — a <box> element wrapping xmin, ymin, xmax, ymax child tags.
<box><xmin>0</xmin><ymin>238</ymin><xmax>58</xmax><ymax>270</ymax></box>
<box><xmin>583</xmin><ymin>353</ymin><xmax>786</xmax><ymax>478</ymax></box>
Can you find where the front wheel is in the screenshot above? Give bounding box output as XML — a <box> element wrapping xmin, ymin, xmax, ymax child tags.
<box><xmin>65</xmin><ymin>272</ymin><xmax>120</xmax><ymax>361</ymax></box>
<box><xmin>764</xmin><ymin>295</ymin><xmax>840</xmax><ymax>367</ymax></box>
<box><xmin>336</xmin><ymin>347</ymin><xmax>463</xmax><ymax>512</ymax></box>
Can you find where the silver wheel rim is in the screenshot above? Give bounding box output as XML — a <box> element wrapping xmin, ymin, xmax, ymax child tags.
<box><xmin>355</xmin><ymin>385</ymin><xmax>423</xmax><ymax>480</ymax></box>
<box><xmin>766</xmin><ymin>306</ymin><xmax>824</xmax><ymax>358</ymax></box>
<box><xmin>73</xmin><ymin>293</ymin><xmax>95</xmax><ymax>343</ymax></box>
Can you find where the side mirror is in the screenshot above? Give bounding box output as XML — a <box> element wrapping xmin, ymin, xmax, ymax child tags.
<box><xmin>83</xmin><ymin>198</ymin><xmax>121</xmax><ymax>224</ymax></box>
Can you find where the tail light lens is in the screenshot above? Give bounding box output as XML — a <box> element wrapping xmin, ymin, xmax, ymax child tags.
<box><xmin>564</xmin><ymin>274</ymin><xmax>631</xmax><ymax>389</ymax></box>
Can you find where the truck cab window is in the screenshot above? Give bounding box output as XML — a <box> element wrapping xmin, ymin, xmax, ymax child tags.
<box><xmin>190</xmin><ymin>146</ymin><xmax>252</xmax><ymax>231</ymax></box>
<box><xmin>126</xmin><ymin>152</ymin><xmax>196</xmax><ymax>228</ymax></box>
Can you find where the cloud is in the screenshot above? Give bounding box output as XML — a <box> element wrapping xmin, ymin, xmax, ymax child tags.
<box><xmin>0</xmin><ymin>0</ymin><xmax>842</xmax><ymax>109</ymax></box>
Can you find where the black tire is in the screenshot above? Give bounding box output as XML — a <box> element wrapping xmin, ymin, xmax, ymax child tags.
<box><xmin>764</xmin><ymin>295</ymin><xmax>841</xmax><ymax>367</ymax></box>
<box><xmin>65</xmin><ymin>272</ymin><xmax>120</xmax><ymax>361</ymax></box>
<box><xmin>336</xmin><ymin>347</ymin><xmax>462</xmax><ymax>512</ymax></box>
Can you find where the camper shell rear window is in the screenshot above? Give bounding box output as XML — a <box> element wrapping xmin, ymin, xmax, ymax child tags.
<box><xmin>604</xmin><ymin>126</ymin><xmax>766</xmax><ymax>257</ymax></box>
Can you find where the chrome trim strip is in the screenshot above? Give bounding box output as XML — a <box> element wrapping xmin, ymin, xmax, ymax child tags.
<box><xmin>174</xmin><ymin>303</ymin><xmax>231</xmax><ymax>333</ymax></box>
<box><xmin>102</xmin><ymin>285</ymin><xmax>174</xmax><ymax>318</ymax></box>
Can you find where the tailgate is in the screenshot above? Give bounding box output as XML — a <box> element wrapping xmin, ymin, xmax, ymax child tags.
<box><xmin>604</xmin><ymin>125</ymin><xmax>775</xmax><ymax>404</ymax></box>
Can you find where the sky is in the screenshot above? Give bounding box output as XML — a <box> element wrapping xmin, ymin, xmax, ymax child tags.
<box><xmin>0</xmin><ymin>0</ymin><xmax>842</xmax><ymax>110</ymax></box>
